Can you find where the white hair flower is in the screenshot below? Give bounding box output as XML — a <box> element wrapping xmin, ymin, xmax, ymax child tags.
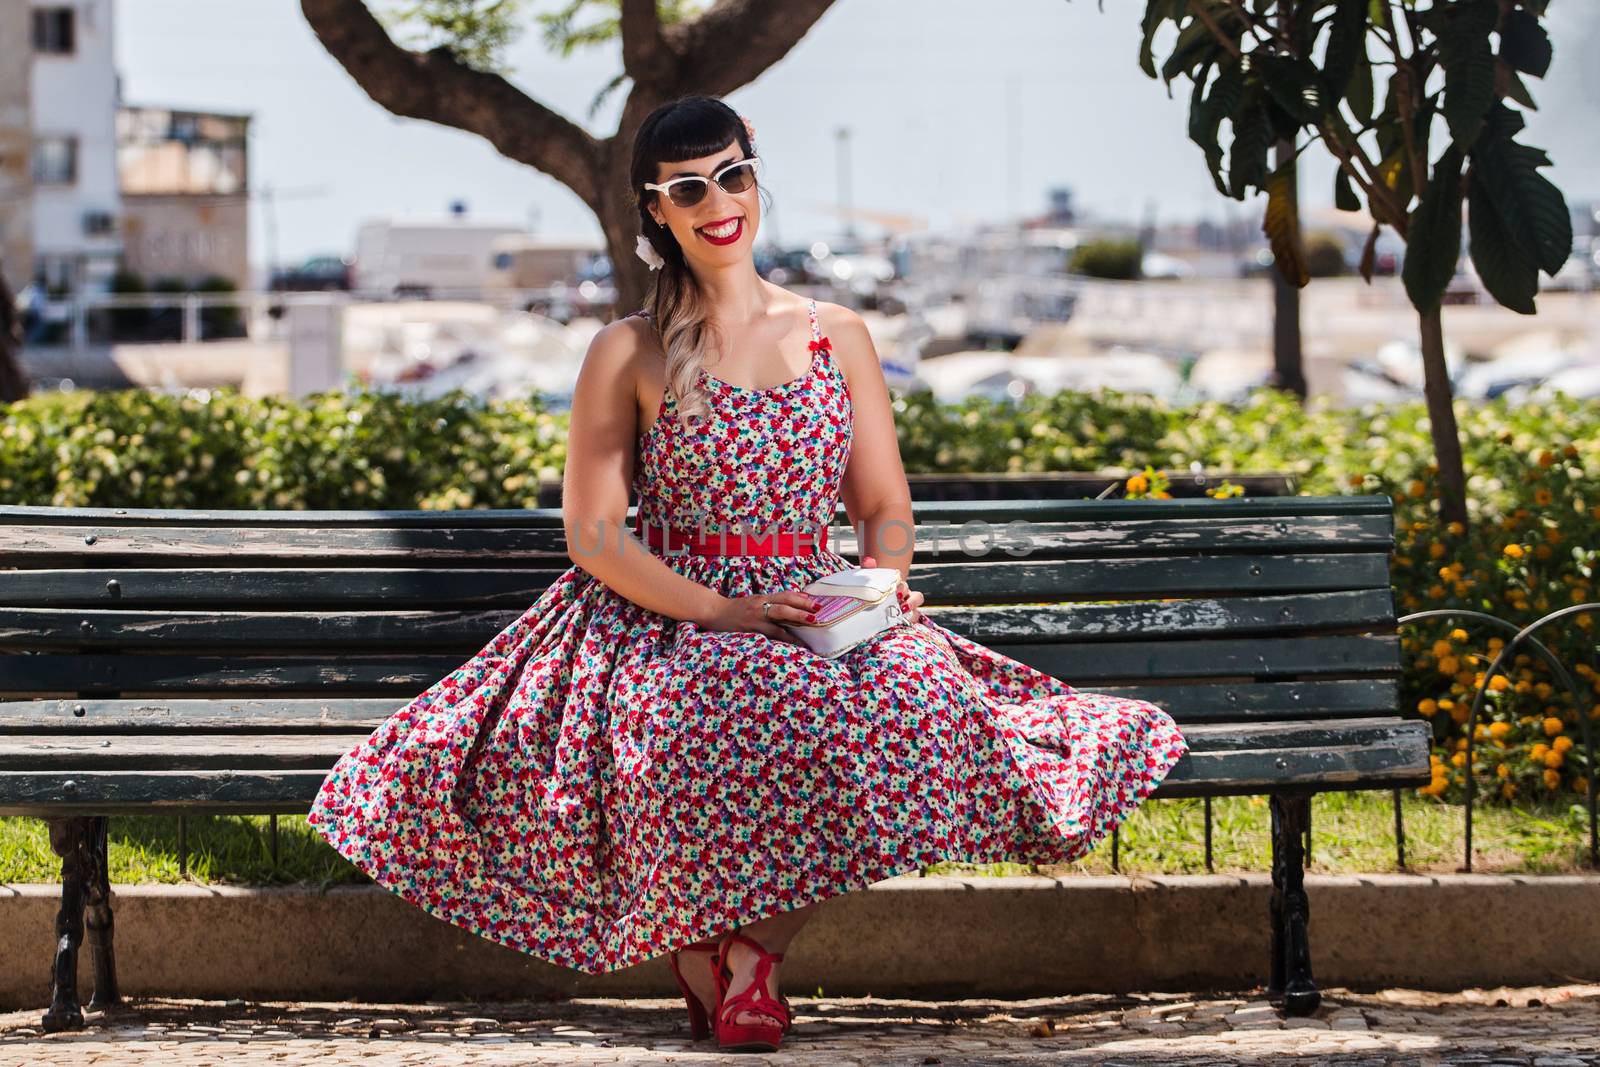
<box><xmin>635</xmin><ymin>233</ymin><xmax>665</xmax><ymax>271</ymax></box>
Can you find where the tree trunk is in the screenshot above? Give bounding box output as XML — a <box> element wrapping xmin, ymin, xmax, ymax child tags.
<box><xmin>599</xmin><ymin>164</ymin><xmax>652</xmax><ymax>319</ymax></box>
<box><xmin>0</xmin><ymin>265</ymin><xmax>32</xmax><ymax>403</ymax></box>
<box><xmin>1270</xmin><ymin>136</ymin><xmax>1307</xmax><ymax>399</ymax></box>
<box><xmin>1418</xmin><ymin>305</ymin><xmax>1468</xmax><ymax>527</ymax></box>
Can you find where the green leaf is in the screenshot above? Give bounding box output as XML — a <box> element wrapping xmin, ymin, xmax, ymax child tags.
<box><xmin>1468</xmin><ymin>165</ymin><xmax>1538</xmax><ymax>314</ymax></box>
<box><xmin>1321</xmin><ymin>0</ymin><xmax>1367</xmax><ymax>101</ymax></box>
<box><xmin>1228</xmin><ymin>103</ymin><xmax>1272</xmax><ymax>199</ymax></box>
<box><xmin>1346</xmin><ymin>53</ymin><xmax>1374</xmax><ymax>123</ymax></box>
<box><xmin>1469</xmin><ymin>104</ymin><xmax>1573</xmax><ymax>276</ymax></box>
<box><xmin>1190</xmin><ymin>60</ymin><xmax>1245</xmax><ymax>198</ymax></box>
<box><xmin>1438</xmin><ymin>0</ymin><xmax>1499</xmax><ymax>150</ymax></box>
<box><xmin>1161</xmin><ymin>13</ymin><xmax>1228</xmax><ymax>84</ymax></box>
<box><xmin>1359</xmin><ymin>223</ymin><xmax>1380</xmax><ymax>283</ymax></box>
<box><xmin>1503</xmin><ymin>69</ymin><xmax>1539</xmax><ymax>111</ymax></box>
<box><xmin>1263</xmin><ymin>161</ymin><xmax>1309</xmax><ymax>288</ymax></box>
<box><xmin>1401</xmin><ymin>145</ymin><xmax>1464</xmax><ymax>314</ymax></box>
<box><xmin>1139</xmin><ymin>0</ymin><xmax>1183</xmax><ymax>79</ymax></box>
<box><xmin>1257</xmin><ymin>53</ymin><xmax>1325</xmax><ymax>122</ymax></box>
<box><xmin>1334</xmin><ymin>167</ymin><xmax>1361</xmax><ymax>212</ymax></box>
<box><xmin>1499</xmin><ymin>8</ymin><xmax>1552</xmax><ymax>79</ymax></box>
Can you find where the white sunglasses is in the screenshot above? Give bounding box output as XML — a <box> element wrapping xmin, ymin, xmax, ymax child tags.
<box><xmin>644</xmin><ymin>156</ymin><xmax>761</xmax><ymax>208</ymax></box>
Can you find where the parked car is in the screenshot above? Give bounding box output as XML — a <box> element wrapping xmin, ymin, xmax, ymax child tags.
<box><xmin>268</xmin><ymin>254</ymin><xmax>352</xmax><ymax>292</ymax></box>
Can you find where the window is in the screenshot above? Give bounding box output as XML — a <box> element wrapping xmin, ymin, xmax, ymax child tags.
<box><xmin>33</xmin><ymin>136</ymin><xmax>78</xmax><ymax>185</ymax></box>
<box><xmin>32</xmin><ymin>7</ymin><xmax>75</xmax><ymax>54</ymax></box>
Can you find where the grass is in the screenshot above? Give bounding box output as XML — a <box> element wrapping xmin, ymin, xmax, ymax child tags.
<box><xmin>3</xmin><ymin>789</ymin><xmax>1594</xmax><ymax>886</ymax></box>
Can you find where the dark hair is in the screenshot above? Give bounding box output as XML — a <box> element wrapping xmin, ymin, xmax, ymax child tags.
<box><xmin>628</xmin><ymin>94</ymin><xmax>769</xmax><ymax>428</ymax></box>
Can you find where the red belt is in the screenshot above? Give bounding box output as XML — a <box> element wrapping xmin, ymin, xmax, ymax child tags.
<box><xmin>633</xmin><ymin>515</ymin><xmax>830</xmax><ymax>556</ymax></box>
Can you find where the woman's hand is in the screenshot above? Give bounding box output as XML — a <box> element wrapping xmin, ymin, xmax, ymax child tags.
<box><xmin>701</xmin><ymin>589</ymin><xmax>822</xmax><ymax>644</ymax></box>
<box><xmin>861</xmin><ymin>554</ymin><xmax>925</xmax><ymax>624</ymax></box>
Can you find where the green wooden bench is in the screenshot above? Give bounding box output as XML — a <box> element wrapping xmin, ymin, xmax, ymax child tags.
<box><xmin>0</xmin><ymin>495</ymin><xmax>1427</xmax><ymax>1029</ymax></box>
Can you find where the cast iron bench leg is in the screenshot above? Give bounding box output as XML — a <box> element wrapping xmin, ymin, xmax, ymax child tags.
<box><xmin>43</xmin><ymin>816</ymin><xmax>119</xmax><ymax>1032</ymax></box>
<box><xmin>84</xmin><ymin>816</ymin><xmax>120</xmax><ymax>1011</ymax></box>
<box><xmin>1267</xmin><ymin>792</ymin><xmax>1320</xmax><ymax>1016</ymax></box>
<box><xmin>43</xmin><ymin>817</ymin><xmax>87</xmax><ymax>1032</ymax></box>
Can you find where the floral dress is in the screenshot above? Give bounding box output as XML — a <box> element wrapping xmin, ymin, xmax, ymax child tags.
<box><xmin>306</xmin><ymin>297</ymin><xmax>1190</xmax><ymax>974</ymax></box>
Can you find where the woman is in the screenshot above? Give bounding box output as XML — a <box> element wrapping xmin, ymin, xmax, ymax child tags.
<box><xmin>306</xmin><ymin>94</ymin><xmax>1190</xmax><ymax>1053</ymax></box>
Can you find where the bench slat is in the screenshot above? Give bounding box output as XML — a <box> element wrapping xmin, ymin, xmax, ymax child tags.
<box><xmin>0</xmin><ymin>514</ymin><xmax>1392</xmax><ymax>567</ymax></box>
<box><xmin>0</xmin><ymin>728</ymin><xmax>1432</xmax><ymax>815</ymax></box>
<box><xmin>0</xmin><ymin>681</ymin><xmax>1404</xmax><ymax>732</ymax></box>
<box><xmin>0</xmin><ymin>634</ymin><xmax>1399</xmax><ymax>697</ymax></box>
<box><xmin>1153</xmin><ymin>735</ymin><xmax>1432</xmax><ymax>798</ymax></box>
<box><xmin>0</xmin><ymin>495</ymin><xmax>1394</xmax><ymax>529</ymax></box>
<box><xmin>0</xmin><ymin>590</ymin><xmax>1395</xmax><ymax>650</ymax></box>
<box><xmin>0</xmin><ymin>716</ymin><xmax>1423</xmax><ymax>770</ymax></box>
<box><xmin>0</xmin><ymin>553</ymin><xmax>1393</xmax><ymax>610</ymax></box>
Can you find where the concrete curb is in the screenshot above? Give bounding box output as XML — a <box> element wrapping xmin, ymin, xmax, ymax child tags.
<box><xmin>3</xmin><ymin>873</ymin><xmax>1598</xmax><ymax>1009</ymax></box>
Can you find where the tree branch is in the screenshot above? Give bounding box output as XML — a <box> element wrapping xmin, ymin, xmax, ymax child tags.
<box><xmin>1222</xmin><ymin>0</ymin><xmax>1297</xmax><ymax>55</ymax></box>
<box><xmin>1191</xmin><ymin>2</ymin><xmax>1242</xmax><ymax>59</ymax></box>
<box><xmin>300</xmin><ymin>0</ymin><xmax>603</xmax><ymax>205</ymax></box>
<box><xmin>664</xmin><ymin>0</ymin><xmax>837</xmax><ymax>98</ymax></box>
<box><xmin>619</xmin><ymin>0</ymin><xmax>678</xmax><ymax>86</ymax></box>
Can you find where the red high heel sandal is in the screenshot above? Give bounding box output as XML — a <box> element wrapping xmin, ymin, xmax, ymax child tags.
<box><xmin>668</xmin><ymin>938</ymin><xmax>722</xmax><ymax>1040</ymax></box>
<box><xmin>713</xmin><ymin>931</ymin><xmax>791</xmax><ymax>1052</ymax></box>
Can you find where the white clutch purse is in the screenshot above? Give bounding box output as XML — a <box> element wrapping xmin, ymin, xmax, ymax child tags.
<box><xmin>779</xmin><ymin>566</ymin><xmax>911</xmax><ymax>659</ymax></box>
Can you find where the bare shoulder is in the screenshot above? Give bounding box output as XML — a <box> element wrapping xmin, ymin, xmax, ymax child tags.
<box><xmin>581</xmin><ymin>313</ymin><xmax>657</xmax><ymax>382</ymax></box>
<box><xmin>812</xmin><ymin>299</ymin><xmax>876</xmax><ymax>378</ymax></box>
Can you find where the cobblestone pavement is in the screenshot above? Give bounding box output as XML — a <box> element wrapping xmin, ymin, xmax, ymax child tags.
<box><xmin>3</xmin><ymin>983</ymin><xmax>1599</xmax><ymax>1065</ymax></box>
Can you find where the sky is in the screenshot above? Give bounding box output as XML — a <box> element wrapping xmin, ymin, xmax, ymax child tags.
<box><xmin>112</xmin><ymin>0</ymin><xmax>1600</xmax><ymax>274</ymax></box>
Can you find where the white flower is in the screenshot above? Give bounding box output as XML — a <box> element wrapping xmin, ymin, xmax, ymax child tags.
<box><xmin>635</xmin><ymin>234</ymin><xmax>665</xmax><ymax>271</ymax></box>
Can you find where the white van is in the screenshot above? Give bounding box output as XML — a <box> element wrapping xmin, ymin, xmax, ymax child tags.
<box><xmin>351</xmin><ymin>218</ymin><xmax>528</xmax><ymax>298</ymax></box>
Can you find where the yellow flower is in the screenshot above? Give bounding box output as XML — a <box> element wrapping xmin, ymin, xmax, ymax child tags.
<box><xmin>1488</xmin><ymin>721</ymin><xmax>1512</xmax><ymax>740</ymax></box>
<box><xmin>1431</xmin><ymin>639</ymin><xmax>1453</xmax><ymax>658</ymax></box>
<box><xmin>1543</xmin><ymin>768</ymin><xmax>1562</xmax><ymax>789</ymax></box>
<box><xmin>1544</xmin><ymin>749</ymin><xmax>1564</xmax><ymax>769</ymax></box>
<box><xmin>1429</xmin><ymin>542</ymin><xmax>1446</xmax><ymax>559</ymax></box>
<box><xmin>1503</xmin><ymin>543</ymin><xmax>1525</xmax><ymax>559</ymax></box>
<box><xmin>1448</xmin><ymin>628</ymin><xmax>1469</xmax><ymax>642</ymax></box>
<box><xmin>1575</xmin><ymin>777</ymin><xmax>1591</xmax><ymax>796</ymax></box>
<box><xmin>1534</xmin><ymin>488</ymin><xmax>1553</xmax><ymax>506</ymax></box>
<box><xmin>1408</xmin><ymin>479</ymin><xmax>1427</xmax><ymax>498</ymax></box>
<box><xmin>1536</xmin><ymin>449</ymin><xmax>1556</xmax><ymax>467</ymax></box>
<box><xmin>1125</xmin><ymin>473</ymin><xmax>1149</xmax><ymax>493</ymax></box>
<box><xmin>1530</xmin><ymin>743</ymin><xmax>1550</xmax><ymax>761</ymax></box>
<box><xmin>1451</xmin><ymin>752</ymin><xmax>1467</xmax><ymax>767</ymax></box>
<box><xmin>1417</xmin><ymin>698</ymin><xmax>1438</xmax><ymax>717</ymax></box>
<box><xmin>1487</xmin><ymin>674</ymin><xmax>1511</xmax><ymax>693</ymax></box>
<box><xmin>1447</xmin><ymin>521</ymin><xmax>1466</xmax><ymax>536</ymax></box>
<box><xmin>1496</xmin><ymin>763</ymin><xmax>1511</xmax><ymax>779</ymax></box>
<box><xmin>1438</xmin><ymin>655</ymin><xmax>1461</xmax><ymax>674</ymax></box>
<box><xmin>1502</xmin><ymin>780</ymin><xmax>1518</xmax><ymax>800</ymax></box>
<box><xmin>1543</xmin><ymin>716</ymin><xmax>1564</xmax><ymax>736</ymax></box>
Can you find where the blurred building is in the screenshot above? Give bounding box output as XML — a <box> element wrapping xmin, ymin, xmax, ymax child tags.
<box><xmin>16</xmin><ymin>0</ymin><xmax>123</xmax><ymax>298</ymax></box>
<box><xmin>0</xmin><ymin>1</ymin><xmax>34</xmax><ymax>287</ymax></box>
<box><xmin>117</xmin><ymin>105</ymin><xmax>251</xmax><ymax>288</ymax></box>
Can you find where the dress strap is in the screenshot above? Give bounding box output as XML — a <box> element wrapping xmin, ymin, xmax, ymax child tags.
<box><xmin>807</xmin><ymin>299</ymin><xmax>821</xmax><ymax>344</ymax></box>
